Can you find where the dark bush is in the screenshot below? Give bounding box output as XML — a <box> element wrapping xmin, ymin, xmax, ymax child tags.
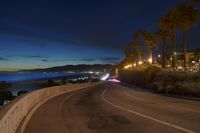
<box><xmin>40</xmin><ymin>80</ymin><xmax>60</xmax><ymax>88</ymax></box>
<box><xmin>17</xmin><ymin>90</ymin><xmax>29</xmax><ymax>96</ymax></box>
<box><xmin>119</xmin><ymin>69</ymin><xmax>200</xmax><ymax>98</ymax></box>
<box><xmin>0</xmin><ymin>90</ymin><xmax>13</xmax><ymax>101</ymax></box>
<box><xmin>0</xmin><ymin>81</ymin><xmax>12</xmax><ymax>90</ymax></box>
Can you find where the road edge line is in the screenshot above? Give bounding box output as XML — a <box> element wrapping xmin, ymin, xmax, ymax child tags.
<box><xmin>101</xmin><ymin>89</ymin><xmax>196</xmax><ymax>133</ymax></box>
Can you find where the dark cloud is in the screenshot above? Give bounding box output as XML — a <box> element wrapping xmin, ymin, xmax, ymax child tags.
<box><xmin>80</xmin><ymin>57</ymin><xmax>122</xmax><ymax>64</ymax></box>
<box><xmin>41</xmin><ymin>59</ymin><xmax>48</xmax><ymax>62</ymax></box>
<box><xmin>0</xmin><ymin>57</ymin><xmax>10</xmax><ymax>61</ymax></box>
<box><xmin>25</xmin><ymin>55</ymin><xmax>47</xmax><ymax>58</ymax></box>
<box><xmin>38</xmin><ymin>57</ymin><xmax>121</xmax><ymax>64</ymax></box>
<box><xmin>97</xmin><ymin>57</ymin><xmax>122</xmax><ymax>64</ymax></box>
<box><xmin>80</xmin><ymin>58</ymin><xmax>96</xmax><ymax>62</ymax></box>
<box><xmin>13</xmin><ymin>55</ymin><xmax>49</xmax><ymax>58</ymax></box>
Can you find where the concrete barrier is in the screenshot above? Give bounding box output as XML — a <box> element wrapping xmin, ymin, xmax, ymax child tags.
<box><xmin>0</xmin><ymin>83</ymin><xmax>97</xmax><ymax>133</ymax></box>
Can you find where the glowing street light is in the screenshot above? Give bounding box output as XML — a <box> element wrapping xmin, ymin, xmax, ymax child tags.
<box><xmin>133</xmin><ymin>63</ymin><xmax>136</xmax><ymax>67</ymax></box>
<box><xmin>138</xmin><ymin>61</ymin><xmax>143</xmax><ymax>65</ymax></box>
<box><xmin>124</xmin><ymin>64</ymin><xmax>132</xmax><ymax>69</ymax></box>
<box><xmin>148</xmin><ymin>58</ymin><xmax>152</xmax><ymax>64</ymax></box>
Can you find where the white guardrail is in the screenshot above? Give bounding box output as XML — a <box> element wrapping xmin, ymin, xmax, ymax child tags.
<box><xmin>0</xmin><ymin>83</ymin><xmax>98</xmax><ymax>133</ymax></box>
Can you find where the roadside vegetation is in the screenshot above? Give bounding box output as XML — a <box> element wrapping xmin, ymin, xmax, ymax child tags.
<box><xmin>40</xmin><ymin>79</ymin><xmax>60</xmax><ymax>88</ymax></box>
<box><xmin>116</xmin><ymin>0</ymin><xmax>200</xmax><ymax>98</ymax></box>
<box><xmin>119</xmin><ymin>66</ymin><xmax>200</xmax><ymax>97</ymax></box>
<box><xmin>0</xmin><ymin>81</ymin><xmax>14</xmax><ymax>106</ymax></box>
<box><xmin>118</xmin><ymin>0</ymin><xmax>200</xmax><ymax>71</ymax></box>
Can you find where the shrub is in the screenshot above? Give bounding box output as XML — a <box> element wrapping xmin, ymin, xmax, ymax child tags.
<box><xmin>40</xmin><ymin>80</ymin><xmax>60</xmax><ymax>88</ymax></box>
<box><xmin>0</xmin><ymin>90</ymin><xmax>13</xmax><ymax>101</ymax></box>
<box><xmin>17</xmin><ymin>90</ymin><xmax>29</xmax><ymax>96</ymax></box>
<box><xmin>119</xmin><ymin>69</ymin><xmax>200</xmax><ymax>98</ymax></box>
<box><xmin>0</xmin><ymin>81</ymin><xmax>12</xmax><ymax>90</ymax></box>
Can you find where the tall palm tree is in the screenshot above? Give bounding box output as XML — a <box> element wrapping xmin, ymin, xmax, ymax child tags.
<box><xmin>141</xmin><ymin>31</ymin><xmax>157</xmax><ymax>64</ymax></box>
<box><xmin>133</xmin><ymin>40</ymin><xmax>143</xmax><ymax>63</ymax></box>
<box><xmin>157</xmin><ymin>16</ymin><xmax>173</xmax><ymax>68</ymax></box>
<box><xmin>176</xmin><ymin>2</ymin><xmax>199</xmax><ymax>69</ymax></box>
<box><xmin>124</xmin><ymin>43</ymin><xmax>135</xmax><ymax>64</ymax></box>
<box><xmin>162</xmin><ymin>8</ymin><xmax>179</xmax><ymax>69</ymax></box>
<box><xmin>133</xmin><ymin>31</ymin><xmax>143</xmax><ymax>64</ymax></box>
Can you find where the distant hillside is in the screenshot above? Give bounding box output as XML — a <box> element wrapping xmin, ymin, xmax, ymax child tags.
<box><xmin>25</xmin><ymin>64</ymin><xmax>114</xmax><ymax>72</ymax></box>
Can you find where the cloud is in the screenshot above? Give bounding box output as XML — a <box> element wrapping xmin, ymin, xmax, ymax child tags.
<box><xmin>41</xmin><ymin>59</ymin><xmax>49</xmax><ymax>62</ymax></box>
<box><xmin>80</xmin><ymin>58</ymin><xmax>96</xmax><ymax>62</ymax></box>
<box><xmin>79</xmin><ymin>57</ymin><xmax>121</xmax><ymax>64</ymax></box>
<box><xmin>0</xmin><ymin>57</ymin><xmax>10</xmax><ymax>61</ymax></box>
<box><xmin>9</xmin><ymin>55</ymin><xmax>49</xmax><ymax>59</ymax></box>
<box><xmin>97</xmin><ymin>57</ymin><xmax>122</xmax><ymax>64</ymax></box>
<box><xmin>37</xmin><ymin>57</ymin><xmax>121</xmax><ymax>64</ymax></box>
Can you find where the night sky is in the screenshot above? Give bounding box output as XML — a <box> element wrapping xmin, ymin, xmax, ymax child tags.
<box><xmin>0</xmin><ymin>0</ymin><xmax>199</xmax><ymax>71</ymax></box>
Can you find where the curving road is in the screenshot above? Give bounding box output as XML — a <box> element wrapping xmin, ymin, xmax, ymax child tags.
<box><xmin>23</xmin><ymin>82</ymin><xmax>200</xmax><ymax>133</ymax></box>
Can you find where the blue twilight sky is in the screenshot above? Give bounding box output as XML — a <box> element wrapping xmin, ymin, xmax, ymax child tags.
<box><xmin>0</xmin><ymin>0</ymin><xmax>199</xmax><ymax>71</ymax></box>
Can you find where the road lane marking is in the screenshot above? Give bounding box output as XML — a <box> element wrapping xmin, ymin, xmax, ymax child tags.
<box><xmin>123</xmin><ymin>91</ymin><xmax>148</xmax><ymax>102</ymax></box>
<box><xmin>59</xmin><ymin>87</ymin><xmax>93</xmax><ymax>112</ymax></box>
<box><xmin>122</xmin><ymin>89</ymin><xmax>200</xmax><ymax>114</ymax></box>
<box><xmin>101</xmin><ymin>89</ymin><xmax>196</xmax><ymax>133</ymax></box>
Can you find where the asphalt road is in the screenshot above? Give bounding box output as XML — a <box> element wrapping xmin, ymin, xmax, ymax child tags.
<box><xmin>24</xmin><ymin>82</ymin><xmax>200</xmax><ymax>133</ymax></box>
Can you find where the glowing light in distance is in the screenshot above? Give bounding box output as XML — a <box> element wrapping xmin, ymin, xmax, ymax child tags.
<box><xmin>148</xmin><ymin>58</ymin><xmax>152</xmax><ymax>63</ymax></box>
<box><xmin>124</xmin><ymin>64</ymin><xmax>133</xmax><ymax>69</ymax></box>
<box><xmin>107</xmin><ymin>79</ymin><xmax>121</xmax><ymax>83</ymax></box>
<box><xmin>101</xmin><ymin>74</ymin><xmax>110</xmax><ymax>80</ymax></box>
<box><xmin>138</xmin><ymin>61</ymin><xmax>143</xmax><ymax>65</ymax></box>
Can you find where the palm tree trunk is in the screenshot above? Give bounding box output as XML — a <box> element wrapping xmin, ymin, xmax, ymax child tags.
<box><xmin>138</xmin><ymin>52</ymin><xmax>142</xmax><ymax>62</ymax></box>
<box><xmin>172</xmin><ymin>30</ymin><xmax>177</xmax><ymax>70</ymax></box>
<box><xmin>183</xmin><ymin>30</ymin><xmax>187</xmax><ymax>70</ymax></box>
<box><xmin>162</xmin><ymin>41</ymin><xmax>167</xmax><ymax>68</ymax></box>
<box><xmin>149</xmin><ymin>47</ymin><xmax>153</xmax><ymax>64</ymax></box>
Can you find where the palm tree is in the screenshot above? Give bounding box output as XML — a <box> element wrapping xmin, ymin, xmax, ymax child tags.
<box><xmin>176</xmin><ymin>2</ymin><xmax>199</xmax><ymax>69</ymax></box>
<box><xmin>141</xmin><ymin>31</ymin><xmax>157</xmax><ymax>64</ymax></box>
<box><xmin>133</xmin><ymin>31</ymin><xmax>143</xmax><ymax>64</ymax></box>
<box><xmin>133</xmin><ymin>40</ymin><xmax>143</xmax><ymax>64</ymax></box>
<box><xmin>157</xmin><ymin>16</ymin><xmax>173</xmax><ymax>68</ymax></box>
<box><xmin>124</xmin><ymin>43</ymin><xmax>135</xmax><ymax>64</ymax></box>
<box><xmin>160</xmin><ymin>8</ymin><xmax>179</xmax><ymax>69</ymax></box>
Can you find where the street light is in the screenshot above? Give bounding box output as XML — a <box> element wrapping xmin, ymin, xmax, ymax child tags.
<box><xmin>138</xmin><ymin>61</ymin><xmax>143</xmax><ymax>65</ymax></box>
<box><xmin>148</xmin><ymin>58</ymin><xmax>152</xmax><ymax>64</ymax></box>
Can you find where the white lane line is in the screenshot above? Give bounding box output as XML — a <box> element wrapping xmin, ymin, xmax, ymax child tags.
<box><xmin>101</xmin><ymin>89</ymin><xmax>196</xmax><ymax>133</ymax></box>
<box><xmin>123</xmin><ymin>91</ymin><xmax>148</xmax><ymax>102</ymax></box>
<box><xmin>122</xmin><ymin>89</ymin><xmax>200</xmax><ymax>114</ymax></box>
<box><xmin>59</xmin><ymin>87</ymin><xmax>92</xmax><ymax>112</ymax></box>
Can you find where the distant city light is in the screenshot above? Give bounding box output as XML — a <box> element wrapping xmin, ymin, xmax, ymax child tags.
<box><xmin>88</xmin><ymin>71</ymin><xmax>94</xmax><ymax>74</ymax></box>
<box><xmin>157</xmin><ymin>54</ymin><xmax>161</xmax><ymax>58</ymax></box>
<box><xmin>107</xmin><ymin>79</ymin><xmax>121</xmax><ymax>83</ymax></box>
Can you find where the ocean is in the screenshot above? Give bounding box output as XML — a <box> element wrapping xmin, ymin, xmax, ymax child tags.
<box><xmin>0</xmin><ymin>72</ymin><xmax>85</xmax><ymax>95</ymax></box>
